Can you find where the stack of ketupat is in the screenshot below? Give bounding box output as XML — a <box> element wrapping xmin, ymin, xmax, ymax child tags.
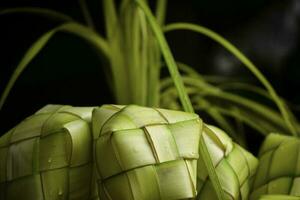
<box><xmin>0</xmin><ymin>104</ymin><xmax>298</xmax><ymax>199</ymax></box>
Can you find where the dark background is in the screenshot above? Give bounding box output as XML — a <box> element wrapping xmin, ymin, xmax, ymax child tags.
<box><xmin>1</xmin><ymin>0</ymin><xmax>300</xmax><ymax>151</ymax></box>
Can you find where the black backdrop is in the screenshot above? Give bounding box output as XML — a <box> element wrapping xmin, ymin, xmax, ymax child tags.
<box><xmin>1</xmin><ymin>0</ymin><xmax>299</xmax><ymax>153</ymax></box>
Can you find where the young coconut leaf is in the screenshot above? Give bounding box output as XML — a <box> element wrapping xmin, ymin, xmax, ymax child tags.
<box><xmin>92</xmin><ymin>104</ymin><xmax>258</xmax><ymax>200</ymax></box>
<box><xmin>0</xmin><ymin>7</ymin><xmax>73</xmax><ymax>21</ymax></box>
<box><xmin>0</xmin><ymin>105</ymin><xmax>96</xmax><ymax>200</ymax></box>
<box><xmin>155</xmin><ymin>0</ymin><xmax>167</xmax><ymax>26</ymax></box>
<box><xmin>134</xmin><ymin>1</ymin><xmax>226</xmax><ymax>199</ymax></box>
<box><xmin>0</xmin><ymin>22</ymin><xmax>109</xmax><ymax>111</ymax></box>
<box><xmin>160</xmin><ymin>76</ymin><xmax>296</xmax><ymax>136</ymax></box>
<box><xmin>163</xmin><ymin>23</ymin><xmax>298</xmax><ymax>136</ymax></box>
<box><xmin>78</xmin><ymin>0</ymin><xmax>95</xmax><ymax>29</ymax></box>
<box><xmin>93</xmin><ymin>104</ymin><xmax>201</xmax><ymax>199</ymax></box>
<box><xmin>197</xmin><ymin>125</ymin><xmax>258</xmax><ymax>200</ymax></box>
<box><xmin>250</xmin><ymin>134</ymin><xmax>300</xmax><ymax>199</ymax></box>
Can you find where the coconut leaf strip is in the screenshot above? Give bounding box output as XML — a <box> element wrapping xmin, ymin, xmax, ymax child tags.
<box><xmin>134</xmin><ymin>2</ymin><xmax>226</xmax><ymax>199</ymax></box>
<box><xmin>155</xmin><ymin>0</ymin><xmax>167</xmax><ymax>25</ymax></box>
<box><xmin>164</xmin><ymin>22</ymin><xmax>298</xmax><ymax>136</ymax></box>
<box><xmin>0</xmin><ymin>22</ymin><xmax>109</xmax><ymax>110</ymax></box>
<box><xmin>0</xmin><ymin>7</ymin><xmax>73</xmax><ymax>21</ymax></box>
<box><xmin>78</xmin><ymin>0</ymin><xmax>95</xmax><ymax>29</ymax></box>
<box><xmin>135</xmin><ymin>0</ymin><xmax>193</xmax><ymax>113</ymax></box>
<box><xmin>161</xmin><ymin>76</ymin><xmax>292</xmax><ymax>133</ymax></box>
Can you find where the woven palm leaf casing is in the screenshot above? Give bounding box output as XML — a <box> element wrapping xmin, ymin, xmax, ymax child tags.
<box><xmin>0</xmin><ymin>105</ymin><xmax>95</xmax><ymax>200</ymax></box>
<box><xmin>250</xmin><ymin>134</ymin><xmax>300</xmax><ymax>200</ymax></box>
<box><xmin>197</xmin><ymin>125</ymin><xmax>259</xmax><ymax>200</ymax></box>
<box><xmin>93</xmin><ymin>104</ymin><xmax>202</xmax><ymax>200</ymax></box>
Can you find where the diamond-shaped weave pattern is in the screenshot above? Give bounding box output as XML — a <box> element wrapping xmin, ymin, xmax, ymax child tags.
<box><xmin>197</xmin><ymin>125</ymin><xmax>259</xmax><ymax>200</ymax></box>
<box><xmin>93</xmin><ymin>105</ymin><xmax>201</xmax><ymax>200</ymax></box>
<box><xmin>0</xmin><ymin>105</ymin><xmax>95</xmax><ymax>200</ymax></box>
<box><xmin>250</xmin><ymin>134</ymin><xmax>300</xmax><ymax>200</ymax></box>
<box><xmin>0</xmin><ymin>104</ymin><xmax>260</xmax><ymax>200</ymax></box>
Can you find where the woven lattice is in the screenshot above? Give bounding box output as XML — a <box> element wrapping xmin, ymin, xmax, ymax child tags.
<box><xmin>93</xmin><ymin>104</ymin><xmax>201</xmax><ymax>200</ymax></box>
<box><xmin>0</xmin><ymin>105</ymin><xmax>95</xmax><ymax>200</ymax></box>
<box><xmin>250</xmin><ymin>134</ymin><xmax>300</xmax><ymax>200</ymax></box>
<box><xmin>197</xmin><ymin>125</ymin><xmax>259</xmax><ymax>200</ymax></box>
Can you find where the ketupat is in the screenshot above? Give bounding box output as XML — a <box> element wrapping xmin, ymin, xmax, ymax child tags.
<box><xmin>197</xmin><ymin>125</ymin><xmax>258</xmax><ymax>200</ymax></box>
<box><xmin>92</xmin><ymin>104</ymin><xmax>259</xmax><ymax>200</ymax></box>
<box><xmin>0</xmin><ymin>1</ymin><xmax>298</xmax><ymax>200</ymax></box>
<box><xmin>0</xmin><ymin>104</ymin><xmax>259</xmax><ymax>199</ymax></box>
<box><xmin>250</xmin><ymin>134</ymin><xmax>300</xmax><ymax>199</ymax></box>
<box><xmin>0</xmin><ymin>105</ymin><xmax>95</xmax><ymax>200</ymax></box>
<box><xmin>92</xmin><ymin>104</ymin><xmax>201</xmax><ymax>199</ymax></box>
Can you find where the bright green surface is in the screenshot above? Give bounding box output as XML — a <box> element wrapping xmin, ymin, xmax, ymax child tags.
<box><xmin>94</xmin><ymin>104</ymin><xmax>200</xmax><ymax>200</ymax></box>
<box><xmin>1</xmin><ymin>104</ymin><xmax>298</xmax><ymax>200</ymax></box>
<box><xmin>0</xmin><ymin>105</ymin><xmax>94</xmax><ymax>200</ymax></box>
<box><xmin>197</xmin><ymin>125</ymin><xmax>258</xmax><ymax>200</ymax></box>
<box><xmin>250</xmin><ymin>134</ymin><xmax>300</xmax><ymax>199</ymax></box>
<box><xmin>1</xmin><ymin>1</ymin><xmax>299</xmax><ymax>198</ymax></box>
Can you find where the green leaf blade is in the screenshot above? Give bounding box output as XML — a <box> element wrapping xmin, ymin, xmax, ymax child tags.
<box><xmin>164</xmin><ymin>22</ymin><xmax>298</xmax><ymax>136</ymax></box>
<box><xmin>0</xmin><ymin>22</ymin><xmax>109</xmax><ymax>110</ymax></box>
<box><xmin>0</xmin><ymin>7</ymin><xmax>73</xmax><ymax>21</ymax></box>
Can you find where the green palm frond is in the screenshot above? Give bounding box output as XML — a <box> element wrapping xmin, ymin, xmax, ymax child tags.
<box><xmin>197</xmin><ymin>125</ymin><xmax>258</xmax><ymax>200</ymax></box>
<box><xmin>250</xmin><ymin>134</ymin><xmax>300</xmax><ymax>199</ymax></box>
<box><xmin>93</xmin><ymin>104</ymin><xmax>201</xmax><ymax>199</ymax></box>
<box><xmin>0</xmin><ymin>105</ymin><xmax>95</xmax><ymax>200</ymax></box>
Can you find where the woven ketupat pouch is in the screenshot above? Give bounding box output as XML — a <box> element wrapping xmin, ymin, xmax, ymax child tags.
<box><xmin>93</xmin><ymin>104</ymin><xmax>202</xmax><ymax>200</ymax></box>
<box><xmin>0</xmin><ymin>105</ymin><xmax>94</xmax><ymax>200</ymax></box>
<box><xmin>250</xmin><ymin>133</ymin><xmax>300</xmax><ymax>199</ymax></box>
<box><xmin>197</xmin><ymin>125</ymin><xmax>258</xmax><ymax>200</ymax></box>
